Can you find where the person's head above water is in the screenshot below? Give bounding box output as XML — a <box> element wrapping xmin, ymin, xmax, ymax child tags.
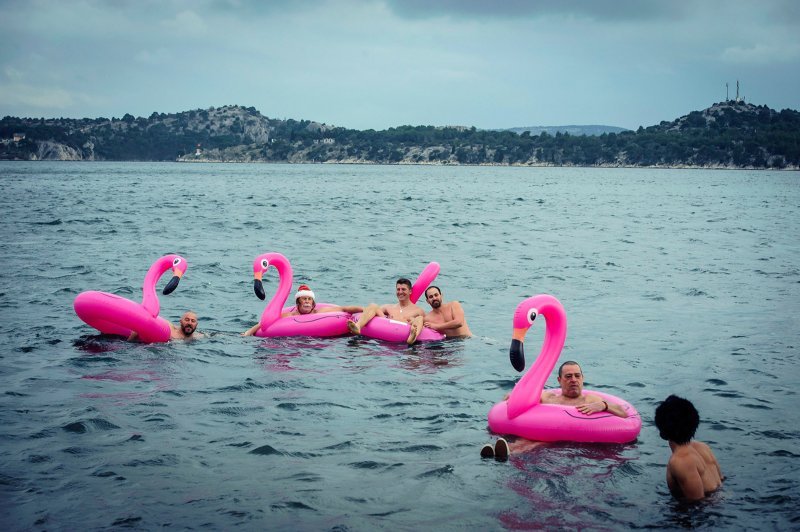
<box><xmin>395</xmin><ymin>278</ymin><xmax>413</xmax><ymax>303</ymax></box>
<box><xmin>294</xmin><ymin>284</ymin><xmax>316</xmax><ymax>315</ymax></box>
<box><xmin>557</xmin><ymin>360</ymin><xmax>584</xmax><ymax>399</ymax></box>
<box><xmin>654</xmin><ymin>394</ymin><xmax>699</xmax><ymax>444</ymax></box>
<box><xmin>179</xmin><ymin>311</ymin><xmax>199</xmax><ymax>336</ymax></box>
<box><xmin>424</xmin><ymin>285</ymin><xmax>442</xmax><ymax>308</ymax></box>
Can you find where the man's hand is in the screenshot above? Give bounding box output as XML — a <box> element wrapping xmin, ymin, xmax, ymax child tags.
<box><xmin>576</xmin><ymin>401</ymin><xmax>607</xmax><ymax>415</ymax></box>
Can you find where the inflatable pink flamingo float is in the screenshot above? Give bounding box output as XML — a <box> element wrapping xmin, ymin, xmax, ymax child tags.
<box><xmin>350</xmin><ymin>261</ymin><xmax>445</xmax><ymax>343</ymax></box>
<box><xmin>487</xmin><ymin>294</ymin><xmax>641</xmax><ymax>443</ymax></box>
<box><xmin>250</xmin><ymin>252</ymin><xmax>352</xmax><ymax>337</ymax></box>
<box><xmin>73</xmin><ymin>254</ymin><xmax>188</xmax><ymax>343</ymax></box>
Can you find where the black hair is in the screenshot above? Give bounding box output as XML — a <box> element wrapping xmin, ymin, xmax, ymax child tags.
<box><xmin>425</xmin><ymin>285</ymin><xmax>441</xmax><ymax>298</ymax></box>
<box><xmin>654</xmin><ymin>395</ymin><xmax>699</xmax><ymax>444</ymax></box>
<box><xmin>558</xmin><ymin>360</ymin><xmax>581</xmax><ymax>378</ymax></box>
<box><xmin>396</xmin><ymin>278</ymin><xmax>412</xmax><ymax>289</ymax></box>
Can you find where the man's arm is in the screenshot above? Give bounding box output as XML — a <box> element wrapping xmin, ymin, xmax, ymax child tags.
<box><xmin>316</xmin><ymin>305</ymin><xmax>363</xmax><ymax>314</ymax></box>
<box><xmin>168</xmin><ymin>322</ymin><xmax>181</xmax><ymax>339</ymax></box>
<box><xmin>242</xmin><ymin>323</ymin><xmax>261</xmax><ymax>336</ymax></box>
<box><xmin>695</xmin><ymin>441</ymin><xmax>725</xmax><ymax>481</ymax></box>
<box><xmin>578</xmin><ymin>394</ymin><xmax>629</xmax><ymax>418</ymax></box>
<box><xmin>670</xmin><ymin>458</ymin><xmax>706</xmax><ymax>501</ymax></box>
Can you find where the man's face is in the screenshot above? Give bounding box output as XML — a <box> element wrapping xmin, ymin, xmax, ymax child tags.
<box><xmin>180</xmin><ymin>312</ymin><xmax>198</xmax><ymax>336</ymax></box>
<box><xmin>557</xmin><ymin>364</ymin><xmax>584</xmax><ymax>399</ymax></box>
<box><xmin>395</xmin><ymin>283</ymin><xmax>411</xmax><ymax>303</ymax></box>
<box><xmin>296</xmin><ymin>296</ymin><xmax>315</xmax><ymax>314</ymax></box>
<box><xmin>425</xmin><ymin>288</ymin><xmax>442</xmax><ymax>309</ymax></box>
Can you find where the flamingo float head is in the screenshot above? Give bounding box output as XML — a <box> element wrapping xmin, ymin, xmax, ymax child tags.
<box><xmin>508</xmin><ymin>294</ymin><xmax>567</xmax><ymax>372</ymax></box>
<box><xmin>162</xmin><ymin>255</ymin><xmax>188</xmax><ymax>295</ymax></box>
<box><xmin>252</xmin><ymin>252</ymin><xmax>291</xmax><ymax>301</ymax></box>
<box><xmin>510</xmin><ymin>304</ymin><xmax>539</xmax><ymax>372</ymax></box>
<box><xmin>253</xmin><ymin>256</ymin><xmax>269</xmax><ymax>300</ymax></box>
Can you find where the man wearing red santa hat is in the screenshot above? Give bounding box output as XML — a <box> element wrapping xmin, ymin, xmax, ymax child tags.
<box><xmin>242</xmin><ymin>284</ymin><xmax>362</xmax><ymax>336</ymax></box>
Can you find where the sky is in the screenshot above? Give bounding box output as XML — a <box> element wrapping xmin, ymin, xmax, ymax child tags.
<box><xmin>1</xmin><ymin>0</ymin><xmax>798</xmax><ymax>131</ymax></box>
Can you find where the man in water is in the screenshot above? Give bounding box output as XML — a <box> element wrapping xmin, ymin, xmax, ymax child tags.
<box><xmin>540</xmin><ymin>360</ymin><xmax>628</xmax><ymax>417</ymax></box>
<box><xmin>347</xmin><ymin>278</ymin><xmax>425</xmax><ymax>344</ymax></box>
<box><xmin>422</xmin><ymin>286</ymin><xmax>472</xmax><ymax>338</ymax></box>
<box><xmin>128</xmin><ymin>310</ymin><xmax>204</xmax><ymax>341</ymax></box>
<box><xmin>481</xmin><ymin>361</ymin><xmax>627</xmax><ymax>459</ymax></box>
<box><xmin>654</xmin><ymin>395</ymin><xmax>724</xmax><ymax>501</ymax></box>
<box><xmin>170</xmin><ymin>310</ymin><xmax>204</xmax><ymax>339</ymax></box>
<box><xmin>242</xmin><ymin>284</ymin><xmax>362</xmax><ymax>336</ymax></box>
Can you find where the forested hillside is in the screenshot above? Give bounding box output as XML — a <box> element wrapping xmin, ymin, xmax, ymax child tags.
<box><xmin>1</xmin><ymin>101</ymin><xmax>798</xmax><ymax>168</ymax></box>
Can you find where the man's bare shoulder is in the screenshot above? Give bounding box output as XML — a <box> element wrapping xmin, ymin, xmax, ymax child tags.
<box><xmin>669</xmin><ymin>443</ymin><xmax>703</xmax><ymax>466</ymax></box>
<box><xmin>689</xmin><ymin>441</ymin><xmax>719</xmax><ymax>464</ymax></box>
<box><xmin>690</xmin><ymin>441</ymin><xmax>712</xmax><ymax>453</ymax></box>
<box><xmin>540</xmin><ymin>390</ymin><xmax>559</xmax><ymax>403</ymax></box>
<box><xmin>583</xmin><ymin>393</ymin><xmax>603</xmax><ymax>403</ymax></box>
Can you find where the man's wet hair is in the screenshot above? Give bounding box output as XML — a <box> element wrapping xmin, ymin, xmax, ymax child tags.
<box><xmin>425</xmin><ymin>285</ymin><xmax>441</xmax><ymax>298</ymax></box>
<box><xmin>558</xmin><ymin>360</ymin><xmax>581</xmax><ymax>378</ymax></box>
<box><xmin>396</xmin><ymin>278</ymin><xmax>412</xmax><ymax>289</ymax></box>
<box><xmin>654</xmin><ymin>395</ymin><xmax>699</xmax><ymax>444</ymax></box>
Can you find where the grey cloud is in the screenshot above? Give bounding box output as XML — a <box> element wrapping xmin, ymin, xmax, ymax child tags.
<box><xmin>383</xmin><ymin>0</ymin><xmax>691</xmax><ymax>22</ymax></box>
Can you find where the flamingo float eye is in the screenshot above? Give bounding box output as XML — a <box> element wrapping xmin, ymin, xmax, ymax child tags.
<box><xmin>172</xmin><ymin>258</ymin><xmax>182</xmax><ymax>266</ymax></box>
<box><xmin>261</xmin><ymin>259</ymin><xmax>269</xmax><ymax>269</ymax></box>
<box><xmin>527</xmin><ymin>308</ymin><xmax>538</xmax><ymax>325</ymax></box>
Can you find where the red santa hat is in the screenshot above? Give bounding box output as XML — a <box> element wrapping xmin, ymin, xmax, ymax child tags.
<box><xmin>294</xmin><ymin>284</ymin><xmax>315</xmax><ymax>301</ymax></box>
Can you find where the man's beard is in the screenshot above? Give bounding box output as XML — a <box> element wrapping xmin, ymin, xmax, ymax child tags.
<box><xmin>430</xmin><ymin>300</ymin><xmax>441</xmax><ymax>309</ymax></box>
<box><xmin>182</xmin><ymin>324</ymin><xmax>196</xmax><ymax>335</ymax></box>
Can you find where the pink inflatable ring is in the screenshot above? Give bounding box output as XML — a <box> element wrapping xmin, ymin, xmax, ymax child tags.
<box><xmin>251</xmin><ymin>252</ymin><xmax>352</xmax><ymax>337</ymax></box>
<box><xmin>73</xmin><ymin>254</ymin><xmax>187</xmax><ymax>343</ymax></box>
<box><xmin>350</xmin><ymin>261</ymin><xmax>445</xmax><ymax>343</ymax></box>
<box><xmin>487</xmin><ymin>294</ymin><xmax>641</xmax><ymax>443</ymax></box>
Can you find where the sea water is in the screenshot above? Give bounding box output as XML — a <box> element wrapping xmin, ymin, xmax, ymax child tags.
<box><xmin>0</xmin><ymin>162</ymin><xmax>798</xmax><ymax>529</ymax></box>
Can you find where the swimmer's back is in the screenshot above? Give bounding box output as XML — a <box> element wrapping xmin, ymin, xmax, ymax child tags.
<box><xmin>667</xmin><ymin>441</ymin><xmax>723</xmax><ymax>500</ymax></box>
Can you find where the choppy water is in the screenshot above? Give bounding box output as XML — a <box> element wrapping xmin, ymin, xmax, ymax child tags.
<box><xmin>1</xmin><ymin>162</ymin><xmax>798</xmax><ymax>530</ymax></box>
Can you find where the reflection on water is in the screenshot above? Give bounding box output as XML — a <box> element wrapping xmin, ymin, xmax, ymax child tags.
<box><xmin>498</xmin><ymin>442</ymin><xmax>640</xmax><ymax>529</ymax></box>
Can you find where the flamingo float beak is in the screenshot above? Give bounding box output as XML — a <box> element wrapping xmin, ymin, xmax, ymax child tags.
<box><xmin>162</xmin><ymin>269</ymin><xmax>184</xmax><ymax>295</ymax></box>
<box><xmin>510</xmin><ymin>327</ymin><xmax>527</xmax><ymax>372</ymax></box>
<box><xmin>253</xmin><ymin>271</ymin><xmax>266</xmax><ymax>300</ymax></box>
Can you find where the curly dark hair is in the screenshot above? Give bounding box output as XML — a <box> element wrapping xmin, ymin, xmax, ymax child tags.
<box><xmin>654</xmin><ymin>395</ymin><xmax>699</xmax><ymax>444</ymax></box>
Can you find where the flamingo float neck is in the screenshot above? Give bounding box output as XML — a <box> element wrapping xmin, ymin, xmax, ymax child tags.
<box><xmin>506</xmin><ymin>294</ymin><xmax>568</xmax><ymax>420</ymax></box>
<box><xmin>255</xmin><ymin>252</ymin><xmax>293</xmax><ymax>329</ymax></box>
<box><xmin>141</xmin><ymin>255</ymin><xmax>184</xmax><ymax>318</ymax></box>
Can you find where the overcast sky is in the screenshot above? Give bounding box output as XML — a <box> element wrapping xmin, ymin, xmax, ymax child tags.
<box><xmin>1</xmin><ymin>0</ymin><xmax>798</xmax><ymax>130</ymax></box>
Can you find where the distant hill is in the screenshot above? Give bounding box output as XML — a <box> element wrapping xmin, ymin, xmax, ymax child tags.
<box><xmin>503</xmin><ymin>125</ymin><xmax>630</xmax><ymax>136</ymax></box>
<box><xmin>1</xmin><ymin>101</ymin><xmax>798</xmax><ymax>168</ymax></box>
